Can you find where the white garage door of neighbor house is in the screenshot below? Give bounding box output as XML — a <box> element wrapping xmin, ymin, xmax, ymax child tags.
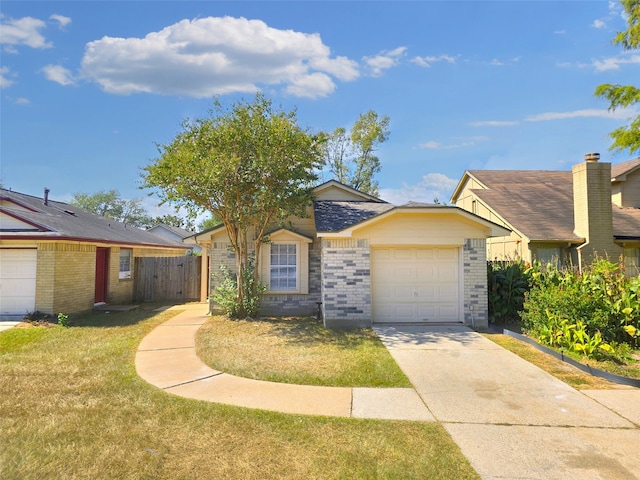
<box><xmin>0</xmin><ymin>249</ymin><xmax>37</xmax><ymax>316</ymax></box>
<box><xmin>372</xmin><ymin>247</ymin><xmax>461</xmax><ymax>323</ymax></box>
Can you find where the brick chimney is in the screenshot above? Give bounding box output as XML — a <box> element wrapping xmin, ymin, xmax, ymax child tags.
<box><xmin>573</xmin><ymin>153</ymin><xmax>621</xmax><ymax>268</ymax></box>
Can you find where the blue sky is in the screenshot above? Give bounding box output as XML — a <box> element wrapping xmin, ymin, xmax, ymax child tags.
<box><xmin>1</xmin><ymin>1</ymin><xmax>638</xmax><ymax>217</ymax></box>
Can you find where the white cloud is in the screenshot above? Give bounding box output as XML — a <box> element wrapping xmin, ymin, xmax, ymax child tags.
<box><xmin>592</xmin><ymin>19</ymin><xmax>606</xmax><ymax>29</ymax></box>
<box><xmin>363</xmin><ymin>46</ymin><xmax>407</xmax><ymax>77</ymax></box>
<box><xmin>14</xmin><ymin>97</ymin><xmax>30</xmax><ymax>105</ymax></box>
<box><xmin>0</xmin><ymin>15</ymin><xmax>52</xmax><ymax>51</ymax></box>
<box><xmin>0</xmin><ymin>66</ymin><xmax>14</xmax><ymax>88</ymax></box>
<box><xmin>469</xmin><ymin>120</ymin><xmax>519</xmax><ymax>127</ymax></box>
<box><xmin>554</xmin><ymin>30</ymin><xmax>567</xmax><ymax>35</ymax></box>
<box><xmin>411</xmin><ymin>54</ymin><xmax>458</xmax><ymax>68</ymax></box>
<box><xmin>42</xmin><ymin>64</ymin><xmax>75</xmax><ymax>86</ymax></box>
<box><xmin>558</xmin><ymin>52</ymin><xmax>640</xmax><ymax>72</ymax></box>
<box><xmin>593</xmin><ymin>53</ymin><xmax>640</xmax><ymax>72</ymax></box>
<box><xmin>489</xmin><ymin>58</ymin><xmax>504</xmax><ymax>66</ymax></box>
<box><xmin>50</xmin><ymin>14</ymin><xmax>71</xmax><ymax>29</ymax></box>
<box><xmin>418</xmin><ymin>136</ymin><xmax>488</xmax><ymax>150</ymax></box>
<box><xmin>79</xmin><ymin>16</ymin><xmax>359</xmax><ymax>98</ymax></box>
<box><xmin>285</xmin><ymin>72</ymin><xmax>335</xmax><ymax>99</ymax></box>
<box><xmin>379</xmin><ymin>173</ymin><xmax>458</xmax><ymax>205</ymax></box>
<box><xmin>524</xmin><ymin>107</ymin><xmax>637</xmax><ymax>122</ymax></box>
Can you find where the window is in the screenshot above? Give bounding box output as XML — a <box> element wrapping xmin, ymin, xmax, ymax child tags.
<box><xmin>270</xmin><ymin>244</ymin><xmax>297</xmax><ymax>291</ymax></box>
<box><xmin>624</xmin><ymin>247</ymin><xmax>640</xmax><ymax>276</ymax></box>
<box><xmin>119</xmin><ymin>249</ymin><xmax>132</xmax><ymax>279</ymax></box>
<box><xmin>534</xmin><ymin>247</ymin><xmax>561</xmax><ymax>268</ymax></box>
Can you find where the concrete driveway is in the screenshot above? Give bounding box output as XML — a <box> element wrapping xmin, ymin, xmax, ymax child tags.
<box><xmin>374</xmin><ymin>325</ymin><xmax>640</xmax><ymax>480</ymax></box>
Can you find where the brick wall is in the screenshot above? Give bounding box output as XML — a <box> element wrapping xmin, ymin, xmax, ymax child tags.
<box><xmin>35</xmin><ymin>242</ymin><xmax>96</xmax><ymax>314</ymax></box>
<box><xmin>321</xmin><ymin>238</ymin><xmax>371</xmax><ymax>328</ymax></box>
<box><xmin>260</xmin><ymin>239</ymin><xmax>322</xmax><ymax>316</ymax></box>
<box><xmin>463</xmin><ymin>238</ymin><xmax>488</xmax><ymax>328</ymax></box>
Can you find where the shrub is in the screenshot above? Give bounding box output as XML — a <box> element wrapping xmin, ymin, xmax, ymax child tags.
<box><xmin>212</xmin><ymin>257</ymin><xmax>266</xmax><ymax>319</ymax></box>
<box><xmin>487</xmin><ymin>261</ymin><xmax>531</xmax><ymax>324</ymax></box>
<box><xmin>521</xmin><ymin>259</ymin><xmax>640</xmax><ymax>358</ymax></box>
<box><xmin>57</xmin><ymin>313</ymin><xmax>70</xmax><ymax>328</ymax></box>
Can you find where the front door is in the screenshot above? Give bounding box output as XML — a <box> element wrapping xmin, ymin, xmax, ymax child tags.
<box><xmin>94</xmin><ymin>247</ymin><xmax>109</xmax><ymax>304</ymax></box>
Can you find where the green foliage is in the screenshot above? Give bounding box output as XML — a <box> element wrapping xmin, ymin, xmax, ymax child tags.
<box><xmin>487</xmin><ymin>261</ymin><xmax>531</xmax><ymax>324</ymax></box>
<box><xmin>212</xmin><ymin>259</ymin><xmax>266</xmax><ymax>319</ymax></box>
<box><xmin>144</xmin><ymin>93</ymin><xmax>323</xmax><ymax>317</ymax></box>
<box><xmin>152</xmin><ymin>214</ymin><xmax>195</xmax><ymax>231</ymax></box>
<box><xmin>57</xmin><ymin>313</ymin><xmax>70</xmax><ymax>328</ymax></box>
<box><xmin>197</xmin><ymin>214</ymin><xmax>222</xmax><ymax>231</ymax></box>
<box><xmin>594</xmin><ymin>0</ymin><xmax>640</xmax><ymax>156</ymax></box>
<box><xmin>323</xmin><ymin>110</ymin><xmax>390</xmax><ymax>196</ymax></box>
<box><xmin>70</xmin><ymin>189</ymin><xmax>153</xmax><ymax>228</ymax></box>
<box><xmin>521</xmin><ymin>259</ymin><xmax>640</xmax><ymax>359</ymax></box>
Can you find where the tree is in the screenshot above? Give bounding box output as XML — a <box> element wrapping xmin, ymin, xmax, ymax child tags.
<box><xmin>142</xmin><ymin>94</ymin><xmax>324</xmax><ymax>317</ymax></box>
<box><xmin>70</xmin><ymin>189</ymin><xmax>153</xmax><ymax>227</ymax></box>
<box><xmin>594</xmin><ymin>0</ymin><xmax>640</xmax><ymax>156</ymax></box>
<box><xmin>152</xmin><ymin>214</ymin><xmax>195</xmax><ymax>231</ymax></box>
<box><xmin>197</xmin><ymin>214</ymin><xmax>222</xmax><ymax>231</ymax></box>
<box><xmin>323</xmin><ymin>110</ymin><xmax>390</xmax><ymax>196</ymax></box>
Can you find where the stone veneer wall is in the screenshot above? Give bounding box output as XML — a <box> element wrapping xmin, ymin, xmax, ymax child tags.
<box><xmin>463</xmin><ymin>238</ymin><xmax>488</xmax><ymax>328</ymax></box>
<box><xmin>208</xmin><ymin>241</ymin><xmax>238</xmax><ymax>313</ymax></box>
<box><xmin>321</xmin><ymin>238</ymin><xmax>371</xmax><ymax>329</ymax></box>
<box><xmin>208</xmin><ymin>240</ymin><xmax>321</xmax><ymax>316</ymax></box>
<box><xmin>260</xmin><ymin>239</ymin><xmax>322</xmax><ymax>316</ymax></box>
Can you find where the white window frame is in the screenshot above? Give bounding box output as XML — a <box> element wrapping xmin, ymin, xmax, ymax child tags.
<box><xmin>534</xmin><ymin>247</ymin><xmax>561</xmax><ymax>268</ymax></box>
<box><xmin>269</xmin><ymin>242</ymin><xmax>299</xmax><ymax>292</ymax></box>
<box><xmin>624</xmin><ymin>247</ymin><xmax>640</xmax><ymax>276</ymax></box>
<box><xmin>260</xmin><ymin>229</ymin><xmax>311</xmax><ymax>295</ymax></box>
<box><xmin>119</xmin><ymin>249</ymin><xmax>132</xmax><ymax>280</ymax></box>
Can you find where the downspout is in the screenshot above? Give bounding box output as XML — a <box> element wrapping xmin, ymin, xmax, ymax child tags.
<box><xmin>576</xmin><ymin>240</ymin><xmax>588</xmax><ymax>274</ymax></box>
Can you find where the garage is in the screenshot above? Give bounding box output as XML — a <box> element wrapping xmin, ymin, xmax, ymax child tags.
<box><xmin>371</xmin><ymin>247</ymin><xmax>461</xmax><ymax>323</ymax></box>
<box><xmin>0</xmin><ymin>249</ymin><xmax>37</xmax><ymax>316</ymax></box>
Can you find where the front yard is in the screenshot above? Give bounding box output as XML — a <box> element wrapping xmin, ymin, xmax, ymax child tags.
<box><xmin>0</xmin><ymin>305</ymin><xmax>479</xmax><ymax>480</ymax></box>
<box><xmin>196</xmin><ymin>315</ymin><xmax>412</xmax><ymax>387</ymax></box>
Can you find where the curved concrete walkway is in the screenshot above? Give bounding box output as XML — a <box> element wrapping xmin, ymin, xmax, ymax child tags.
<box><xmin>135</xmin><ymin>305</ymin><xmax>434</xmax><ymax>420</ymax></box>
<box><xmin>137</xmin><ymin>304</ymin><xmax>640</xmax><ymax>479</ymax></box>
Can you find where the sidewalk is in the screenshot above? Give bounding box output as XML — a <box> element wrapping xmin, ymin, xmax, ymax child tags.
<box><xmin>136</xmin><ymin>307</ymin><xmax>640</xmax><ymax>479</ymax></box>
<box><xmin>135</xmin><ymin>306</ymin><xmax>434</xmax><ymax>421</ymax></box>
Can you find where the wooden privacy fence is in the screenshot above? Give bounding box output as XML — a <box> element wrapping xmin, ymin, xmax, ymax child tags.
<box><xmin>134</xmin><ymin>256</ymin><xmax>201</xmax><ymax>302</ymax></box>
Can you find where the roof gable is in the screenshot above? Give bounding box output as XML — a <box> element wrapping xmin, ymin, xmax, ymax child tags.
<box><xmin>313</xmin><ymin>180</ymin><xmax>385</xmax><ymax>202</ymax></box>
<box><xmin>318</xmin><ymin>205</ymin><xmax>511</xmax><ymax>239</ymax></box>
<box><xmin>611</xmin><ymin>157</ymin><xmax>640</xmax><ymax>181</ymax></box>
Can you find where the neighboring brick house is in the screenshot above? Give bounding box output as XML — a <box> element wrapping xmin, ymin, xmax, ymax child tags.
<box><xmin>188</xmin><ymin>181</ymin><xmax>510</xmax><ymax>329</ymax></box>
<box><xmin>0</xmin><ymin>188</ymin><xmax>190</xmax><ymax>316</ymax></box>
<box><xmin>450</xmin><ymin>154</ymin><xmax>640</xmax><ymax>275</ymax></box>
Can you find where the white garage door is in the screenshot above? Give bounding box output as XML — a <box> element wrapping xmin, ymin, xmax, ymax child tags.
<box><xmin>372</xmin><ymin>247</ymin><xmax>461</xmax><ymax>323</ymax></box>
<box><xmin>0</xmin><ymin>249</ymin><xmax>37</xmax><ymax>316</ymax></box>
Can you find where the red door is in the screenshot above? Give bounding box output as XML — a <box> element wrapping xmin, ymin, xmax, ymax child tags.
<box><xmin>95</xmin><ymin>247</ymin><xmax>109</xmax><ymax>304</ymax></box>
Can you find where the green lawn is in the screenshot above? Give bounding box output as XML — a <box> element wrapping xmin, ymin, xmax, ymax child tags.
<box><xmin>0</xmin><ymin>305</ymin><xmax>479</xmax><ymax>479</ymax></box>
<box><xmin>196</xmin><ymin>315</ymin><xmax>412</xmax><ymax>387</ymax></box>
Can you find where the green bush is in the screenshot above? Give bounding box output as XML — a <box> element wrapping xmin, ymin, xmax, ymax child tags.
<box><xmin>57</xmin><ymin>313</ymin><xmax>70</xmax><ymax>328</ymax></box>
<box><xmin>520</xmin><ymin>259</ymin><xmax>640</xmax><ymax>358</ymax></box>
<box><xmin>487</xmin><ymin>261</ymin><xmax>531</xmax><ymax>324</ymax></box>
<box><xmin>212</xmin><ymin>258</ymin><xmax>266</xmax><ymax>319</ymax></box>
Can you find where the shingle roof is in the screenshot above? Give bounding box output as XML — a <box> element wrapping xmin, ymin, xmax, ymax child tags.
<box><xmin>0</xmin><ymin>189</ymin><xmax>188</xmax><ymax>249</ymax></box>
<box><xmin>611</xmin><ymin>157</ymin><xmax>640</xmax><ymax>179</ymax></box>
<box><xmin>467</xmin><ymin>169</ymin><xmax>640</xmax><ymax>241</ymax></box>
<box><xmin>148</xmin><ymin>224</ymin><xmax>195</xmax><ymax>238</ymax></box>
<box><xmin>613</xmin><ymin>206</ymin><xmax>640</xmax><ymax>238</ymax></box>
<box><xmin>313</xmin><ymin>200</ymin><xmax>394</xmax><ymax>232</ymax></box>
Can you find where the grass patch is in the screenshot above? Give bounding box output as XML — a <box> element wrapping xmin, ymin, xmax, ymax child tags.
<box><xmin>482</xmin><ymin>332</ymin><xmax>638</xmax><ymax>389</ymax></box>
<box><xmin>1</xmin><ymin>304</ymin><xmax>478</xmax><ymax>479</ymax></box>
<box><xmin>196</xmin><ymin>315</ymin><xmax>412</xmax><ymax>387</ymax></box>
